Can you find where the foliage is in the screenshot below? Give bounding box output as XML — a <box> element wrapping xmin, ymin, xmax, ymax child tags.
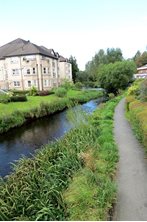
<box><xmin>85</xmin><ymin>48</ymin><xmax>123</xmax><ymax>83</ymax></box>
<box><xmin>37</xmin><ymin>90</ymin><xmax>53</xmax><ymax>96</ymax></box>
<box><xmin>0</xmin><ymin>96</ymin><xmax>122</xmax><ymax>221</ymax></box>
<box><xmin>133</xmin><ymin>51</ymin><xmax>147</xmax><ymax>67</ymax></box>
<box><xmin>127</xmin><ymin>80</ymin><xmax>143</xmax><ymax>97</ymax></box>
<box><xmin>60</xmin><ymin>80</ymin><xmax>74</xmax><ymax>90</ymax></box>
<box><xmin>29</xmin><ymin>86</ymin><xmax>38</xmax><ymax>96</ymax></box>
<box><xmin>68</xmin><ymin>56</ymin><xmax>79</xmax><ymax>83</ymax></box>
<box><xmin>11</xmin><ymin>90</ymin><xmax>29</xmax><ymax>96</ymax></box>
<box><xmin>98</xmin><ymin>61</ymin><xmax>136</xmax><ymax>95</ymax></box>
<box><xmin>54</xmin><ymin>87</ymin><xmax>67</xmax><ymax>97</ymax></box>
<box><xmin>139</xmin><ymin>79</ymin><xmax>147</xmax><ymax>102</ymax></box>
<box><xmin>74</xmin><ymin>82</ymin><xmax>84</xmax><ymax>89</ymax></box>
<box><xmin>126</xmin><ymin>95</ymin><xmax>147</xmax><ymax>149</ymax></box>
<box><xmin>0</xmin><ymin>94</ymin><xmax>10</xmax><ymax>103</ymax></box>
<box><xmin>10</xmin><ymin>95</ymin><xmax>27</xmax><ymax>102</ymax></box>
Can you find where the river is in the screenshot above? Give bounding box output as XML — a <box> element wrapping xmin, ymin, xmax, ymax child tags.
<box><xmin>0</xmin><ymin>98</ymin><xmax>103</xmax><ymax>177</ymax></box>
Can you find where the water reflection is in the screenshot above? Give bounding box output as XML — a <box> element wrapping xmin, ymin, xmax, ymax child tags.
<box><xmin>0</xmin><ymin>98</ymin><xmax>103</xmax><ymax>177</ymax></box>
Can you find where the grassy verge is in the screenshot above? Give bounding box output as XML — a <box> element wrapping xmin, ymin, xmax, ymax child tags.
<box><xmin>0</xmin><ymin>89</ymin><xmax>103</xmax><ymax>134</ymax></box>
<box><xmin>0</xmin><ymin>96</ymin><xmax>121</xmax><ymax>221</ymax></box>
<box><xmin>63</xmin><ymin>96</ymin><xmax>122</xmax><ymax>220</ymax></box>
<box><xmin>125</xmin><ymin>95</ymin><xmax>147</xmax><ymax>149</ymax></box>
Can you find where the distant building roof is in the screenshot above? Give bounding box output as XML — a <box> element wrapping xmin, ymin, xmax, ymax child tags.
<box><xmin>137</xmin><ymin>64</ymin><xmax>147</xmax><ymax>70</ymax></box>
<box><xmin>0</xmin><ymin>38</ymin><xmax>58</xmax><ymax>59</ymax></box>
<box><xmin>59</xmin><ymin>55</ymin><xmax>69</xmax><ymax>62</ymax></box>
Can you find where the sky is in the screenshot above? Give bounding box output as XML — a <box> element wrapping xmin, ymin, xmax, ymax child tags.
<box><xmin>0</xmin><ymin>0</ymin><xmax>147</xmax><ymax>70</ymax></box>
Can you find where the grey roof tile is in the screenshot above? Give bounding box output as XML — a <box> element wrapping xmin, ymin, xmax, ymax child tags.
<box><xmin>0</xmin><ymin>38</ymin><xmax>58</xmax><ymax>59</ymax></box>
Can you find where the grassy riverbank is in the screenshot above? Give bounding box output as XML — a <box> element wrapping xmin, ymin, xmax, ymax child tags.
<box><xmin>0</xmin><ymin>95</ymin><xmax>122</xmax><ymax>221</ymax></box>
<box><xmin>0</xmin><ymin>89</ymin><xmax>103</xmax><ymax>134</ymax></box>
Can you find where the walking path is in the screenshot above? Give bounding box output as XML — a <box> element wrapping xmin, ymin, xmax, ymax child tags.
<box><xmin>113</xmin><ymin>98</ymin><xmax>147</xmax><ymax>221</ymax></box>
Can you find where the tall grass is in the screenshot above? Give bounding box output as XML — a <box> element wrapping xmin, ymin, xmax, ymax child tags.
<box><xmin>0</xmin><ymin>95</ymin><xmax>121</xmax><ymax>221</ymax></box>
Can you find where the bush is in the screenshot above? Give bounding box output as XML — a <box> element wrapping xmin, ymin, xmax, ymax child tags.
<box><xmin>140</xmin><ymin>79</ymin><xmax>147</xmax><ymax>102</ymax></box>
<box><xmin>0</xmin><ymin>94</ymin><xmax>10</xmax><ymax>103</ymax></box>
<box><xmin>29</xmin><ymin>86</ymin><xmax>38</xmax><ymax>96</ymax></box>
<box><xmin>11</xmin><ymin>90</ymin><xmax>29</xmax><ymax>96</ymax></box>
<box><xmin>55</xmin><ymin>87</ymin><xmax>67</xmax><ymax>97</ymax></box>
<box><xmin>75</xmin><ymin>82</ymin><xmax>84</xmax><ymax>89</ymax></box>
<box><xmin>108</xmin><ymin>93</ymin><xmax>115</xmax><ymax>99</ymax></box>
<box><xmin>60</xmin><ymin>80</ymin><xmax>74</xmax><ymax>90</ymax></box>
<box><xmin>10</xmin><ymin>95</ymin><xmax>27</xmax><ymax>102</ymax></box>
<box><xmin>37</xmin><ymin>90</ymin><xmax>53</xmax><ymax>96</ymax></box>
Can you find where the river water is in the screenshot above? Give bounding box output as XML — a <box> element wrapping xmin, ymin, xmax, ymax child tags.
<box><xmin>0</xmin><ymin>98</ymin><xmax>103</xmax><ymax>177</ymax></box>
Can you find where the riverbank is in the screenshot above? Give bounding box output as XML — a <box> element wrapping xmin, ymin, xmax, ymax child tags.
<box><xmin>0</xmin><ymin>89</ymin><xmax>103</xmax><ymax>134</ymax></box>
<box><xmin>0</xmin><ymin>95</ymin><xmax>122</xmax><ymax>221</ymax></box>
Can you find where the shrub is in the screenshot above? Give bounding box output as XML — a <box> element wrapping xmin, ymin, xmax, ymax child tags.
<box><xmin>139</xmin><ymin>79</ymin><xmax>147</xmax><ymax>102</ymax></box>
<box><xmin>37</xmin><ymin>90</ymin><xmax>53</xmax><ymax>96</ymax></box>
<box><xmin>60</xmin><ymin>80</ymin><xmax>74</xmax><ymax>90</ymax></box>
<box><xmin>29</xmin><ymin>86</ymin><xmax>38</xmax><ymax>96</ymax></box>
<box><xmin>55</xmin><ymin>87</ymin><xmax>67</xmax><ymax>97</ymax></box>
<box><xmin>11</xmin><ymin>90</ymin><xmax>29</xmax><ymax>96</ymax></box>
<box><xmin>75</xmin><ymin>82</ymin><xmax>84</xmax><ymax>89</ymax></box>
<box><xmin>108</xmin><ymin>93</ymin><xmax>115</xmax><ymax>99</ymax></box>
<box><xmin>0</xmin><ymin>94</ymin><xmax>10</xmax><ymax>103</ymax></box>
<box><xmin>10</xmin><ymin>95</ymin><xmax>27</xmax><ymax>102</ymax></box>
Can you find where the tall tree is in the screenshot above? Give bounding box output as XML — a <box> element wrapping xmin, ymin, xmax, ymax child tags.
<box><xmin>69</xmin><ymin>56</ymin><xmax>79</xmax><ymax>83</ymax></box>
<box><xmin>106</xmin><ymin>48</ymin><xmax>123</xmax><ymax>63</ymax></box>
<box><xmin>134</xmin><ymin>51</ymin><xmax>147</xmax><ymax>67</ymax></box>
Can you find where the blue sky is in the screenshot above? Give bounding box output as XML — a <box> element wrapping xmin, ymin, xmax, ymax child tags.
<box><xmin>0</xmin><ymin>0</ymin><xmax>147</xmax><ymax>69</ymax></box>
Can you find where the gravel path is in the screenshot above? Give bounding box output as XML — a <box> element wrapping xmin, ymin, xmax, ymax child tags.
<box><xmin>113</xmin><ymin>98</ymin><xmax>147</xmax><ymax>221</ymax></box>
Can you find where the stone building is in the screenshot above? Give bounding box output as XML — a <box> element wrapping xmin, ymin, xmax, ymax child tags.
<box><xmin>0</xmin><ymin>38</ymin><xmax>72</xmax><ymax>90</ymax></box>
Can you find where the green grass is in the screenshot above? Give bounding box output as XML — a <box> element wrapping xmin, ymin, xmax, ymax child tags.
<box><xmin>0</xmin><ymin>95</ymin><xmax>59</xmax><ymax>116</ymax></box>
<box><xmin>63</xmin><ymin>96</ymin><xmax>122</xmax><ymax>220</ymax></box>
<box><xmin>0</xmin><ymin>90</ymin><xmax>102</xmax><ymax>116</ymax></box>
<box><xmin>0</xmin><ymin>89</ymin><xmax>103</xmax><ymax>134</ymax></box>
<box><xmin>0</xmin><ymin>95</ymin><xmax>122</xmax><ymax>221</ymax></box>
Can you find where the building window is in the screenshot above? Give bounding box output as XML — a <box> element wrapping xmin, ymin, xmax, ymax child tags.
<box><xmin>33</xmin><ymin>68</ymin><xmax>36</xmax><ymax>74</ymax></box>
<box><xmin>28</xmin><ymin>81</ymin><xmax>31</xmax><ymax>87</ymax></box>
<box><xmin>33</xmin><ymin>80</ymin><xmax>37</xmax><ymax>86</ymax></box>
<box><xmin>53</xmin><ymin>72</ymin><xmax>56</xmax><ymax>78</ymax></box>
<box><xmin>52</xmin><ymin>61</ymin><xmax>55</xmax><ymax>67</ymax></box>
<box><xmin>43</xmin><ymin>67</ymin><xmax>46</xmax><ymax>74</ymax></box>
<box><xmin>14</xmin><ymin>81</ymin><xmax>20</xmax><ymax>87</ymax></box>
<box><xmin>27</xmin><ymin>69</ymin><xmax>30</xmax><ymax>74</ymax></box>
<box><xmin>44</xmin><ymin>79</ymin><xmax>49</xmax><ymax>87</ymax></box>
<box><xmin>12</xmin><ymin>69</ymin><xmax>19</xmax><ymax>75</ymax></box>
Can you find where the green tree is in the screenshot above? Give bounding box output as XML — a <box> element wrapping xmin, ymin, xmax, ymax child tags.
<box><xmin>106</xmin><ymin>48</ymin><xmax>123</xmax><ymax>63</ymax></box>
<box><xmin>69</xmin><ymin>56</ymin><xmax>79</xmax><ymax>83</ymax></box>
<box><xmin>76</xmin><ymin>70</ymin><xmax>89</xmax><ymax>83</ymax></box>
<box><xmin>98</xmin><ymin>61</ymin><xmax>136</xmax><ymax>95</ymax></box>
<box><xmin>85</xmin><ymin>48</ymin><xmax>123</xmax><ymax>83</ymax></box>
<box><xmin>134</xmin><ymin>51</ymin><xmax>147</xmax><ymax>67</ymax></box>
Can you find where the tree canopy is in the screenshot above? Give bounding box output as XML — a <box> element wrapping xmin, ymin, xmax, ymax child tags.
<box><xmin>97</xmin><ymin>61</ymin><xmax>136</xmax><ymax>95</ymax></box>
<box><xmin>133</xmin><ymin>51</ymin><xmax>147</xmax><ymax>67</ymax></box>
<box><xmin>84</xmin><ymin>48</ymin><xmax>123</xmax><ymax>83</ymax></box>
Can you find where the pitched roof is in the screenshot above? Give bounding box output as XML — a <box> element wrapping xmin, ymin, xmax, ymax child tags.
<box><xmin>137</xmin><ymin>64</ymin><xmax>147</xmax><ymax>70</ymax></box>
<box><xmin>59</xmin><ymin>55</ymin><xmax>68</xmax><ymax>62</ymax></box>
<box><xmin>0</xmin><ymin>38</ymin><xmax>58</xmax><ymax>59</ymax></box>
